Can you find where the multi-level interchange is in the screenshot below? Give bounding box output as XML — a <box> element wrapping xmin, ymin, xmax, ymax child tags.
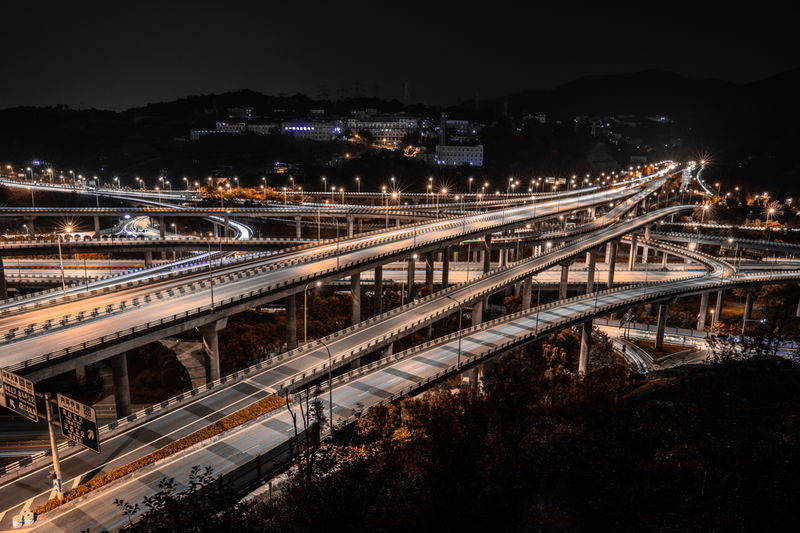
<box><xmin>0</xmin><ymin>163</ymin><xmax>796</xmax><ymax>531</ymax></box>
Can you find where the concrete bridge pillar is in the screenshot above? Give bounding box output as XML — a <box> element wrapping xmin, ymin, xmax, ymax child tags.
<box><xmin>25</xmin><ymin>217</ymin><xmax>35</xmax><ymax>237</ymax></box>
<box><xmin>713</xmin><ymin>290</ymin><xmax>724</xmax><ymax>325</ymax></box>
<box><xmin>559</xmin><ymin>261</ymin><xmax>571</xmax><ymax>300</ymax></box>
<box><xmin>662</xmin><ymin>251</ymin><xmax>668</xmax><ymax>267</ymax></box>
<box><xmin>522</xmin><ymin>277</ymin><xmax>533</xmax><ymax>310</ymax></box>
<box><xmin>579</xmin><ymin>320</ymin><xmax>592</xmax><ymax>375</ymax></box>
<box><xmin>407</xmin><ymin>257</ymin><xmax>416</xmax><ymax>301</ymax></box>
<box><xmin>483</xmin><ymin>234</ymin><xmax>492</xmax><ymax>273</ymax></box>
<box><xmin>74</xmin><ymin>365</ymin><xmax>87</xmax><ymax>386</ymax></box>
<box><xmin>144</xmin><ymin>250</ymin><xmax>153</xmax><ymax>267</ymax></box>
<box><xmin>425</xmin><ymin>252</ymin><xmax>435</xmax><ymax>296</ymax></box>
<box><xmin>604</xmin><ymin>241</ymin><xmax>612</xmax><ymax>264</ymax></box>
<box><xmin>697</xmin><ymin>292</ymin><xmax>710</xmax><ymax>330</ymax></box>
<box><xmin>351</xmin><ymin>272</ymin><xmax>361</xmax><ymax>325</ymax></box>
<box><xmin>347</xmin><ymin>216</ymin><xmax>354</xmax><ymax>238</ymax></box>
<box><xmin>294</xmin><ymin>216</ymin><xmax>302</xmax><ymax>239</ymax></box>
<box><xmin>441</xmin><ymin>247</ymin><xmax>450</xmax><ymax>288</ymax></box>
<box><xmin>743</xmin><ymin>289</ymin><xmax>757</xmax><ymax>322</ymax></box>
<box><xmin>199</xmin><ymin>318</ymin><xmax>227</xmax><ymax>382</ymax></box>
<box><xmin>286</xmin><ymin>294</ymin><xmax>297</xmax><ymax>350</ymax></box>
<box><xmin>159</xmin><ymin>216</ymin><xmax>166</xmax><ymax>239</ymax></box>
<box><xmin>93</xmin><ymin>215</ymin><xmax>101</xmax><ymax>236</ymax></box>
<box><xmin>655</xmin><ymin>303</ymin><xmax>669</xmax><ymax>351</ymax></box>
<box><xmin>607</xmin><ymin>241</ymin><xmax>617</xmax><ymax>288</ymax></box>
<box><xmin>0</xmin><ymin>256</ymin><xmax>7</xmax><ymax>300</ymax></box>
<box><xmin>111</xmin><ymin>352</ymin><xmax>131</xmax><ymax>418</ymax></box>
<box><xmin>628</xmin><ymin>234</ymin><xmax>638</xmax><ymax>271</ymax></box>
<box><xmin>373</xmin><ymin>265</ymin><xmax>383</xmax><ymax>316</ymax></box>
<box><xmin>472</xmin><ymin>300</ymin><xmax>483</xmax><ymax>326</ymax></box>
<box><xmin>586</xmin><ymin>250</ymin><xmax>597</xmax><ymax>294</ymax></box>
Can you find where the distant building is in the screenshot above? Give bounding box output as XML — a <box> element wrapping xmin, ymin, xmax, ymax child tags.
<box><xmin>433</xmin><ymin>145</ymin><xmax>484</xmax><ymax>167</ymax></box>
<box><xmin>282</xmin><ymin>120</ymin><xmax>344</xmax><ymax>142</ymax></box>
<box><xmin>346</xmin><ymin>116</ymin><xmax>418</xmax><ymax>148</ymax></box>
<box><xmin>227</xmin><ymin>108</ymin><xmax>253</xmax><ymax>119</ymax></box>
<box><xmin>190</xmin><ymin>121</ymin><xmax>277</xmax><ymax>141</ymax></box>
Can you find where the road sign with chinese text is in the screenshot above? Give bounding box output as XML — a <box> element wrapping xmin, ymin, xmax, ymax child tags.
<box><xmin>0</xmin><ymin>369</ymin><xmax>38</xmax><ymax>422</ymax></box>
<box><xmin>57</xmin><ymin>393</ymin><xmax>100</xmax><ymax>453</ymax></box>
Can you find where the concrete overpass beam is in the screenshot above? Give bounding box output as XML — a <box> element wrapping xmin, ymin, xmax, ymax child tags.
<box><xmin>373</xmin><ymin>265</ymin><xmax>383</xmax><ymax>316</ymax></box>
<box><xmin>286</xmin><ymin>294</ymin><xmax>297</xmax><ymax>350</ymax></box>
<box><xmin>111</xmin><ymin>353</ymin><xmax>131</xmax><ymax>418</ymax></box>
<box><xmin>351</xmin><ymin>272</ymin><xmax>361</xmax><ymax>325</ymax></box>
<box><xmin>579</xmin><ymin>320</ymin><xmax>592</xmax><ymax>375</ymax></box>
<box><xmin>655</xmin><ymin>304</ymin><xmax>669</xmax><ymax>351</ymax></box>
<box><xmin>697</xmin><ymin>291</ymin><xmax>710</xmax><ymax>330</ymax></box>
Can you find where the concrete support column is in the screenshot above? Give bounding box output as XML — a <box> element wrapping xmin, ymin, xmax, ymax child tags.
<box><xmin>713</xmin><ymin>290</ymin><xmax>723</xmax><ymax>325</ymax></box>
<box><xmin>350</xmin><ymin>272</ymin><xmax>361</xmax><ymax>325</ymax></box>
<box><xmin>743</xmin><ymin>289</ymin><xmax>756</xmax><ymax>322</ymax></box>
<box><xmin>483</xmin><ymin>234</ymin><xmax>492</xmax><ymax>273</ymax></box>
<box><xmin>604</xmin><ymin>241</ymin><xmax>612</xmax><ymax>264</ymax></box>
<box><xmin>641</xmin><ymin>245</ymin><xmax>649</xmax><ymax>264</ymax></box>
<box><xmin>522</xmin><ymin>277</ymin><xmax>533</xmax><ymax>310</ymax></box>
<box><xmin>579</xmin><ymin>320</ymin><xmax>592</xmax><ymax>375</ymax></box>
<box><xmin>347</xmin><ymin>216</ymin><xmax>354</xmax><ymax>238</ymax></box>
<box><xmin>25</xmin><ymin>217</ymin><xmax>35</xmax><ymax>237</ymax></box>
<box><xmin>586</xmin><ymin>251</ymin><xmax>597</xmax><ymax>294</ymax></box>
<box><xmin>559</xmin><ymin>262</ymin><xmax>570</xmax><ymax>299</ymax></box>
<box><xmin>159</xmin><ymin>216</ymin><xmax>166</xmax><ymax>239</ymax></box>
<box><xmin>655</xmin><ymin>304</ymin><xmax>668</xmax><ymax>351</ymax></box>
<box><xmin>662</xmin><ymin>252</ymin><xmax>668</xmax><ymax>267</ymax></box>
<box><xmin>294</xmin><ymin>216</ymin><xmax>302</xmax><ymax>239</ymax></box>
<box><xmin>441</xmin><ymin>247</ymin><xmax>450</xmax><ymax>288</ymax></box>
<box><xmin>373</xmin><ymin>265</ymin><xmax>383</xmax><ymax>316</ymax></box>
<box><xmin>286</xmin><ymin>294</ymin><xmax>297</xmax><ymax>350</ymax></box>
<box><xmin>406</xmin><ymin>257</ymin><xmax>416</xmax><ymax>301</ymax></box>
<box><xmin>93</xmin><ymin>215</ymin><xmax>101</xmax><ymax>236</ymax></box>
<box><xmin>697</xmin><ymin>291</ymin><xmax>710</xmax><ymax>330</ymax></box>
<box><xmin>0</xmin><ymin>257</ymin><xmax>7</xmax><ymax>301</ymax></box>
<box><xmin>628</xmin><ymin>234</ymin><xmax>638</xmax><ymax>271</ymax></box>
<box><xmin>607</xmin><ymin>241</ymin><xmax>617</xmax><ymax>288</ymax></box>
<box><xmin>425</xmin><ymin>252</ymin><xmax>435</xmax><ymax>296</ymax></box>
<box><xmin>472</xmin><ymin>300</ymin><xmax>483</xmax><ymax>326</ymax></box>
<box><xmin>144</xmin><ymin>250</ymin><xmax>153</xmax><ymax>267</ymax></box>
<box><xmin>111</xmin><ymin>353</ymin><xmax>131</xmax><ymax>418</ymax></box>
<box><xmin>200</xmin><ymin>318</ymin><xmax>227</xmax><ymax>382</ymax></box>
<box><xmin>75</xmin><ymin>365</ymin><xmax>87</xmax><ymax>386</ymax></box>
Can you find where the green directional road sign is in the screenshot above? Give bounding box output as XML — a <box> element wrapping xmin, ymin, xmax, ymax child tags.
<box><xmin>0</xmin><ymin>369</ymin><xmax>38</xmax><ymax>422</ymax></box>
<box><xmin>57</xmin><ymin>393</ymin><xmax>100</xmax><ymax>453</ymax></box>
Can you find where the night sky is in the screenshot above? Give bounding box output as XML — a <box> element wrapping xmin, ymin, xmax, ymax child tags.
<box><xmin>2</xmin><ymin>1</ymin><xmax>796</xmax><ymax>110</ymax></box>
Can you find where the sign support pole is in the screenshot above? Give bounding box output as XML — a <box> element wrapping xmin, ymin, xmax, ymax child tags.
<box><xmin>44</xmin><ymin>393</ymin><xmax>64</xmax><ymax>499</ymax></box>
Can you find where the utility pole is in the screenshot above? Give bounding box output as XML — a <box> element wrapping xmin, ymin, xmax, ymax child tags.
<box><xmin>44</xmin><ymin>393</ymin><xmax>64</xmax><ymax>499</ymax></box>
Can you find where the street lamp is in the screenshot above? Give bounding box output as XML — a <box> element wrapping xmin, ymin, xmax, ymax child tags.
<box><xmin>355</xmin><ymin>176</ymin><xmax>361</xmax><ymax>193</ymax></box>
<box><xmin>56</xmin><ymin>225</ymin><xmax>73</xmax><ymax>298</ymax></box>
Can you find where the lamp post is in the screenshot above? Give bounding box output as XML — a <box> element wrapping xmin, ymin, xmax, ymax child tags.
<box><xmin>304</xmin><ymin>281</ymin><xmax>321</xmax><ymax>344</ymax></box>
<box><xmin>444</xmin><ymin>295</ymin><xmax>464</xmax><ymax>369</ymax></box>
<box><xmin>206</xmin><ymin>240</ymin><xmax>215</xmax><ymax>310</ymax></box>
<box><xmin>355</xmin><ymin>176</ymin><xmax>360</xmax><ymax>193</ymax></box>
<box><xmin>57</xmin><ymin>225</ymin><xmax>72</xmax><ymax>298</ymax></box>
<box><xmin>318</xmin><ymin>340</ymin><xmax>335</xmax><ymax>434</ymax></box>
